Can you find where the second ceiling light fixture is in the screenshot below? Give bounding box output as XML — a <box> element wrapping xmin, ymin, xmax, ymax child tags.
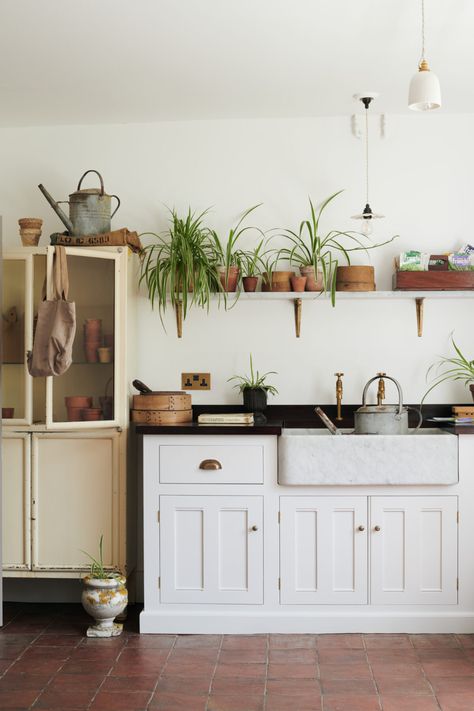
<box><xmin>408</xmin><ymin>0</ymin><xmax>441</xmax><ymax>111</ymax></box>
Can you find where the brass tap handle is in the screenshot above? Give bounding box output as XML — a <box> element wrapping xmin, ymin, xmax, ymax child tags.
<box><xmin>377</xmin><ymin>372</ymin><xmax>386</xmax><ymax>406</ymax></box>
<box><xmin>199</xmin><ymin>459</ymin><xmax>222</xmax><ymax>471</ymax></box>
<box><xmin>334</xmin><ymin>373</ymin><xmax>344</xmax><ymax>421</ymax></box>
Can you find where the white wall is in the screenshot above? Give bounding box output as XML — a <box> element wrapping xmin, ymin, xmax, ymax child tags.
<box><xmin>1</xmin><ymin>114</ymin><xmax>473</xmax><ymax>406</ymax></box>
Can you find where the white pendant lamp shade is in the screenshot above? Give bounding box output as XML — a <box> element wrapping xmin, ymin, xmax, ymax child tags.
<box><xmin>408</xmin><ymin>59</ymin><xmax>441</xmax><ymax>111</ymax></box>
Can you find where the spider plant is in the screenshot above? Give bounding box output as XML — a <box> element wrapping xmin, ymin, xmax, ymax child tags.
<box><xmin>238</xmin><ymin>238</ymin><xmax>266</xmax><ymax>277</ymax></box>
<box><xmin>228</xmin><ymin>354</ymin><xmax>279</xmax><ymax>396</ymax></box>
<box><xmin>81</xmin><ymin>535</ymin><xmax>121</xmax><ymax>580</ymax></box>
<box><xmin>279</xmin><ymin>190</ymin><xmax>396</xmax><ymax>305</ymax></box>
<box><xmin>422</xmin><ymin>336</ymin><xmax>474</xmax><ymax>404</ymax></box>
<box><xmin>207</xmin><ymin>204</ymin><xmax>263</xmax><ymax>285</ymax></box>
<box><xmin>259</xmin><ymin>248</ymin><xmax>282</xmax><ymax>290</ymax></box>
<box><xmin>139</xmin><ymin>207</ymin><xmax>220</xmax><ymax>324</ymax></box>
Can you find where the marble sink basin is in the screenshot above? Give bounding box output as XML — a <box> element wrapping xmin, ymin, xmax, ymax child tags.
<box><xmin>278</xmin><ymin>428</ymin><xmax>458</xmax><ymax>485</ymax></box>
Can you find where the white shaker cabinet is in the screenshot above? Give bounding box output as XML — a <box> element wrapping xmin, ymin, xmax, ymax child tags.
<box><xmin>2</xmin><ymin>433</ymin><xmax>30</xmax><ymax>570</ymax></box>
<box><xmin>160</xmin><ymin>495</ymin><xmax>263</xmax><ymax>604</ymax></box>
<box><xmin>280</xmin><ymin>496</ymin><xmax>368</xmax><ymax>605</ymax></box>
<box><xmin>370</xmin><ymin>495</ymin><xmax>458</xmax><ymax>605</ymax></box>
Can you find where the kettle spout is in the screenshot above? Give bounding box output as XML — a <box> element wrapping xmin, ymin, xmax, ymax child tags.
<box><xmin>38</xmin><ymin>184</ymin><xmax>74</xmax><ymax>233</ymax></box>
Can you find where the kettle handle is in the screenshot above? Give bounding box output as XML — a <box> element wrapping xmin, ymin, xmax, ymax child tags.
<box><xmin>362</xmin><ymin>375</ymin><xmax>404</xmax><ymax>415</ymax></box>
<box><xmin>407</xmin><ymin>406</ymin><xmax>423</xmax><ymax>433</ymax></box>
<box><xmin>110</xmin><ymin>195</ymin><xmax>121</xmax><ymax>218</ymax></box>
<box><xmin>77</xmin><ymin>169</ymin><xmax>105</xmax><ymax>195</ymax></box>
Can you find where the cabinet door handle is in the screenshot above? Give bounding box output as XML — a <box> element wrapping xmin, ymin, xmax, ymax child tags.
<box><xmin>357</xmin><ymin>525</ymin><xmax>365</xmax><ymax>532</ymax></box>
<box><xmin>199</xmin><ymin>459</ymin><xmax>222</xmax><ymax>471</ymax></box>
<box><xmin>374</xmin><ymin>525</ymin><xmax>381</xmax><ymax>532</ymax></box>
<box><xmin>250</xmin><ymin>525</ymin><xmax>258</xmax><ymax>532</ymax></box>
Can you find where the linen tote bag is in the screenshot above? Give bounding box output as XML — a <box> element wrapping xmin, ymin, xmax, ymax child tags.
<box><xmin>27</xmin><ymin>246</ymin><xmax>76</xmax><ymax>377</ymax></box>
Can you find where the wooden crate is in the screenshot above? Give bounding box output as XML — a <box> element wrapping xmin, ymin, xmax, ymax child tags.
<box><xmin>393</xmin><ymin>271</ymin><xmax>474</xmax><ymax>290</ymax></box>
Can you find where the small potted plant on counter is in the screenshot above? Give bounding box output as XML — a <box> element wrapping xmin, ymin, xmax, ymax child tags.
<box><xmin>228</xmin><ymin>354</ymin><xmax>278</xmax><ymax>423</ymax></box>
<box><xmin>422</xmin><ymin>336</ymin><xmax>474</xmax><ymax>404</ymax></box>
<box><xmin>81</xmin><ymin>535</ymin><xmax>127</xmax><ymax>638</ymax></box>
<box><xmin>208</xmin><ymin>204</ymin><xmax>263</xmax><ymax>293</ymax></box>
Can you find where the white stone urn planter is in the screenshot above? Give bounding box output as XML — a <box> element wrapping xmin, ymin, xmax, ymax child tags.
<box><xmin>81</xmin><ymin>575</ymin><xmax>128</xmax><ymax>638</ymax></box>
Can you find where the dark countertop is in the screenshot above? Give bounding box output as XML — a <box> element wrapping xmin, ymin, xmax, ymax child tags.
<box><xmin>134</xmin><ymin>404</ymin><xmax>474</xmax><ymax>436</ymax></box>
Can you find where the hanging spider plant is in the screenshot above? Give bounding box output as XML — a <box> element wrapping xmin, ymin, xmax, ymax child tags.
<box><xmin>279</xmin><ymin>190</ymin><xmax>396</xmax><ymax>305</ymax></box>
<box><xmin>422</xmin><ymin>336</ymin><xmax>474</xmax><ymax>404</ymax></box>
<box><xmin>139</xmin><ymin>207</ymin><xmax>220</xmax><ymax>324</ymax></box>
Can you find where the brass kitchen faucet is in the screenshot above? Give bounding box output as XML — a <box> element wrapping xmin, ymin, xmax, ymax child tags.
<box><xmin>335</xmin><ymin>372</ymin><xmax>344</xmax><ymax>421</ymax></box>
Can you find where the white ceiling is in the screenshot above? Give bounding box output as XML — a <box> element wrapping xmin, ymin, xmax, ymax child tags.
<box><xmin>0</xmin><ymin>0</ymin><xmax>472</xmax><ymax>127</ymax></box>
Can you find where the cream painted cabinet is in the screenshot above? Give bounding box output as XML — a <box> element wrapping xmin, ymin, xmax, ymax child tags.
<box><xmin>2</xmin><ymin>246</ymin><xmax>131</xmax><ymax>579</ymax></box>
<box><xmin>370</xmin><ymin>496</ymin><xmax>458</xmax><ymax>605</ymax></box>
<box><xmin>160</xmin><ymin>495</ymin><xmax>264</xmax><ymax>604</ymax></box>
<box><xmin>280</xmin><ymin>496</ymin><xmax>368</xmax><ymax>605</ymax></box>
<box><xmin>2</xmin><ymin>433</ymin><xmax>30</xmax><ymax>570</ymax></box>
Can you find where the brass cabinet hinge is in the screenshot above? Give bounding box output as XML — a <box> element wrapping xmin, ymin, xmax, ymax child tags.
<box><xmin>278</xmin><ymin>577</ymin><xmax>281</xmax><ymax>590</ymax></box>
<box><xmin>278</xmin><ymin>511</ymin><xmax>281</xmax><ymax>524</ymax></box>
<box><xmin>457</xmin><ymin>511</ymin><xmax>460</xmax><ymax>524</ymax></box>
<box><xmin>158</xmin><ymin>577</ymin><xmax>161</xmax><ymax>589</ymax></box>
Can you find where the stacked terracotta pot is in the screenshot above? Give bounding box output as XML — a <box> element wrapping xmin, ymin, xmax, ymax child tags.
<box><xmin>65</xmin><ymin>396</ymin><xmax>103</xmax><ymax>421</ymax></box>
<box><xmin>84</xmin><ymin>319</ymin><xmax>102</xmax><ymax>363</ymax></box>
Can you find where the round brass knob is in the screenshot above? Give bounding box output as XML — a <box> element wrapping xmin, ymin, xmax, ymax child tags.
<box><xmin>199</xmin><ymin>459</ymin><xmax>222</xmax><ymax>471</ymax></box>
<box><xmin>357</xmin><ymin>525</ymin><xmax>365</xmax><ymax>532</ymax></box>
<box><xmin>374</xmin><ymin>525</ymin><xmax>381</xmax><ymax>532</ymax></box>
<box><xmin>251</xmin><ymin>525</ymin><xmax>258</xmax><ymax>532</ymax></box>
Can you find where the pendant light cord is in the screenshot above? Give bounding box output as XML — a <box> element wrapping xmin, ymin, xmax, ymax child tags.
<box><xmin>421</xmin><ymin>0</ymin><xmax>426</xmax><ymax>62</ymax></box>
<box><xmin>365</xmin><ymin>107</ymin><xmax>369</xmax><ymax>205</ymax></box>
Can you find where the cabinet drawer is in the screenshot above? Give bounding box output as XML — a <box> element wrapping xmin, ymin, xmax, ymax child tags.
<box><xmin>159</xmin><ymin>444</ymin><xmax>264</xmax><ymax>484</ymax></box>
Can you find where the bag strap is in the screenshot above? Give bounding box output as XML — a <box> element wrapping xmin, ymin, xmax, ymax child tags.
<box><xmin>51</xmin><ymin>246</ymin><xmax>69</xmax><ymax>300</ymax></box>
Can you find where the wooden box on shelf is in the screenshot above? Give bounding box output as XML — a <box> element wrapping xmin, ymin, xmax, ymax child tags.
<box><xmin>393</xmin><ymin>270</ymin><xmax>474</xmax><ymax>290</ymax></box>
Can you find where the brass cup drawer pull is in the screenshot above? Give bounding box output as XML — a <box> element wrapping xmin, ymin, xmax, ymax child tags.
<box><xmin>199</xmin><ymin>459</ymin><xmax>222</xmax><ymax>471</ymax></box>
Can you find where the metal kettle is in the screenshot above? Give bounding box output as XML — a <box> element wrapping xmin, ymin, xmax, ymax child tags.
<box><xmin>38</xmin><ymin>170</ymin><xmax>120</xmax><ymax>236</ymax></box>
<box><xmin>354</xmin><ymin>375</ymin><xmax>422</xmax><ymax>435</ymax></box>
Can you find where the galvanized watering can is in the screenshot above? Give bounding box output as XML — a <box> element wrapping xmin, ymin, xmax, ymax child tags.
<box><xmin>38</xmin><ymin>170</ymin><xmax>120</xmax><ymax>236</ymax></box>
<box><xmin>354</xmin><ymin>375</ymin><xmax>422</xmax><ymax>435</ymax></box>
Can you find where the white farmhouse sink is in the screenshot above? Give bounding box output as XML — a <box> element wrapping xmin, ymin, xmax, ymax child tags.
<box><xmin>278</xmin><ymin>428</ymin><xmax>458</xmax><ymax>486</ymax></box>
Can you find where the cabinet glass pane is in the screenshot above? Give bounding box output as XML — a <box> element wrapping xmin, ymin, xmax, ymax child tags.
<box><xmin>2</xmin><ymin>260</ymin><xmax>26</xmax><ymax>419</ymax></box>
<box><xmin>52</xmin><ymin>255</ymin><xmax>115</xmax><ymax>423</ymax></box>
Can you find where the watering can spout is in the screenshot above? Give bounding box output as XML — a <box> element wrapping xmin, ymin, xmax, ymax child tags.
<box><xmin>38</xmin><ymin>183</ymin><xmax>74</xmax><ymax>233</ymax></box>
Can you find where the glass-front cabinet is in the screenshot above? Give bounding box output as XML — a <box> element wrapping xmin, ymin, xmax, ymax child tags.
<box><xmin>2</xmin><ymin>247</ymin><xmax>125</xmax><ymax>430</ymax></box>
<box><xmin>2</xmin><ymin>246</ymin><xmax>129</xmax><ymax>579</ymax></box>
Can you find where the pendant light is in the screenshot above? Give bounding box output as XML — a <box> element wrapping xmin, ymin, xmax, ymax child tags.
<box><xmin>408</xmin><ymin>0</ymin><xmax>441</xmax><ymax>111</ymax></box>
<box><xmin>351</xmin><ymin>94</ymin><xmax>384</xmax><ymax>236</ymax></box>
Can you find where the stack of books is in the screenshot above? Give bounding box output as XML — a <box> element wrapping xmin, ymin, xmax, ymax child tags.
<box><xmin>197</xmin><ymin>413</ymin><xmax>254</xmax><ymax>425</ymax></box>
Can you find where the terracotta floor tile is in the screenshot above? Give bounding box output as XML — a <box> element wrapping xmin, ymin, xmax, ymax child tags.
<box><xmin>101</xmin><ymin>673</ymin><xmax>158</xmax><ymax>691</ymax></box>
<box><xmin>456</xmin><ymin>635</ymin><xmax>474</xmax><ymax>649</ymax></box>
<box><xmin>207</xmin><ymin>695</ymin><xmax>264</xmax><ymax>711</ymax></box>
<box><xmin>89</xmin><ymin>690</ymin><xmax>150</xmax><ymax>710</ymax></box>
<box><xmin>214</xmin><ymin>663</ymin><xmax>267</xmax><ymax>678</ymax></box>
<box><xmin>321</xmin><ymin>694</ymin><xmax>381</xmax><ymax>711</ymax></box>
<box><xmin>34</xmin><ymin>688</ymin><xmax>96</xmax><ymax>709</ymax></box>
<box><xmin>0</xmin><ymin>689</ymin><xmax>40</xmax><ymax>708</ymax></box>
<box><xmin>174</xmin><ymin>634</ymin><xmax>221</xmax><ymax>648</ymax></box>
<box><xmin>436</xmin><ymin>692</ymin><xmax>474</xmax><ymax>711</ymax></box>
<box><xmin>48</xmin><ymin>672</ymin><xmax>105</xmax><ymax>691</ymax></box>
<box><xmin>32</xmin><ymin>634</ymin><xmax>81</xmax><ymax>647</ymax></box>
<box><xmin>411</xmin><ymin>634</ymin><xmax>461</xmax><ymax>649</ymax></box>
<box><xmin>431</xmin><ymin>676</ymin><xmax>474</xmax><ymax>694</ymax></box>
<box><xmin>266</xmin><ymin>678</ymin><xmax>321</xmax><ymax>696</ymax></box>
<box><xmin>222</xmin><ymin>635</ymin><xmax>268</xmax><ymax>650</ymax></box>
<box><xmin>267</xmin><ymin>662</ymin><xmax>318</xmax><ymax>679</ymax></box>
<box><xmin>317</xmin><ymin>635</ymin><xmax>365</xmax><ymax>650</ymax></box>
<box><xmin>126</xmin><ymin>635</ymin><xmax>176</xmax><ymax>649</ymax></box>
<box><xmin>366</xmin><ymin>649</ymin><xmax>419</xmax><ymax>663</ymax></box>
<box><xmin>211</xmin><ymin>677</ymin><xmax>265</xmax><ymax>695</ymax></box>
<box><xmin>364</xmin><ymin>634</ymin><xmax>413</xmax><ymax>650</ymax></box>
<box><xmin>375</xmin><ymin>677</ymin><xmax>433</xmax><ymax>696</ymax></box>
<box><xmin>161</xmin><ymin>661</ymin><xmax>216</xmax><ymax>677</ymax></box>
<box><xmin>417</xmin><ymin>649</ymin><xmax>467</xmax><ymax>661</ymax></box>
<box><xmin>318</xmin><ymin>650</ymin><xmax>368</xmax><ymax>664</ymax></box>
<box><xmin>219</xmin><ymin>649</ymin><xmax>267</xmax><ymax>664</ymax></box>
<box><xmin>423</xmin><ymin>659</ymin><xmax>474</xmax><ymax>678</ymax></box>
<box><xmin>321</xmin><ymin>679</ymin><xmax>377</xmax><ymax>695</ymax></box>
<box><xmin>265</xmin><ymin>694</ymin><xmax>322</xmax><ymax>710</ymax></box>
<box><xmin>60</xmin><ymin>659</ymin><xmax>114</xmax><ymax>675</ymax></box>
<box><xmin>156</xmin><ymin>675</ymin><xmax>211</xmax><ymax>695</ymax></box>
<box><xmin>18</xmin><ymin>645</ymin><xmax>71</xmax><ymax>661</ymax></box>
<box><xmin>0</xmin><ymin>671</ymin><xmax>52</xmax><ymax>690</ymax></box>
<box><xmin>117</xmin><ymin>648</ymin><xmax>169</xmax><ymax>663</ymax></box>
<box><xmin>168</xmin><ymin>648</ymin><xmax>219</xmax><ymax>663</ymax></box>
<box><xmin>371</xmin><ymin>661</ymin><xmax>425</xmax><ymax>679</ymax></box>
<box><xmin>268</xmin><ymin>648</ymin><xmax>317</xmax><ymax>664</ymax></box>
<box><xmin>148</xmin><ymin>690</ymin><xmax>208</xmax><ymax>709</ymax></box>
<box><xmin>9</xmin><ymin>657</ymin><xmax>64</xmax><ymax>675</ymax></box>
<box><xmin>269</xmin><ymin>634</ymin><xmax>317</xmax><ymax>649</ymax></box>
<box><xmin>319</xmin><ymin>662</ymin><xmax>372</xmax><ymax>680</ymax></box>
<box><xmin>381</xmin><ymin>697</ymin><xmax>441</xmax><ymax>711</ymax></box>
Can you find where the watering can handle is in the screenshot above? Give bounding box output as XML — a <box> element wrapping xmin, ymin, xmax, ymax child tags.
<box><xmin>77</xmin><ymin>169</ymin><xmax>105</xmax><ymax>195</ymax></box>
<box><xmin>110</xmin><ymin>195</ymin><xmax>121</xmax><ymax>218</ymax></box>
<box><xmin>361</xmin><ymin>375</ymin><xmax>404</xmax><ymax>416</ymax></box>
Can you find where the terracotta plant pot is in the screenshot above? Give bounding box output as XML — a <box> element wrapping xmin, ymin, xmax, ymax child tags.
<box><xmin>217</xmin><ymin>265</ymin><xmax>240</xmax><ymax>292</ymax></box>
<box><xmin>261</xmin><ymin>271</ymin><xmax>294</xmax><ymax>292</ymax></box>
<box><xmin>98</xmin><ymin>347</ymin><xmax>112</xmax><ymax>364</ymax></box>
<box><xmin>19</xmin><ymin>218</ymin><xmax>43</xmax><ymax>247</ymax></box>
<box><xmin>84</xmin><ymin>345</ymin><xmax>99</xmax><ymax>363</ymax></box>
<box><xmin>291</xmin><ymin>275</ymin><xmax>307</xmax><ymax>292</ymax></box>
<box><xmin>242</xmin><ymin>276</ymin><xmax>258</xmax><ymax>292</ymax></box>
<box><xmin>300</xmin><ymin>265</ymin><xmax>324</xmax><ymax>292</ymax></box>
<box><xmin>67</xmin><ymin>406</ymin><xmax>84</xmax><ymax>422</ymax></box>
<box><xmin>336</xmin><ymin>265</ymin><xmax>375</xmax><ymax>292</ymax></box>
<box><xmin>84</xmin><ymin>319</ymin><xmax>102</xmax><ymax>330</ymax></box>
<box><xmin>2</xmin><ymin>408</ymin><xmax>14</xmax><ymax>419</ymax></box>
<box><xmin>65</xmin><ymin>396</ymin><xmax>93</xmax><ymax>408</ymax></box>
<box><xmin>82</xmin><ymin>408</ymin><xmax>103</xmax><ymax>421</ymax></box>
